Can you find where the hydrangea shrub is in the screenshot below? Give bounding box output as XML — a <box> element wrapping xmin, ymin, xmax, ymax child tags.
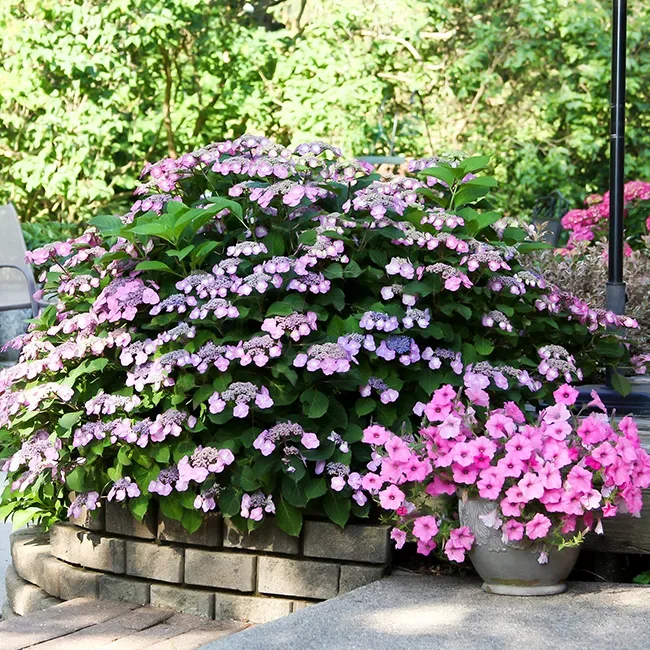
<box><xmin>0</xmin><ymin>136</ymin><xmax>641</xmax><ymax>536</ymax></box>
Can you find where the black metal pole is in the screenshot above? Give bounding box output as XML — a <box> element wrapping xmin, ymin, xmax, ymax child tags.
<box><xmin>606</xmin><ymin>0</ymin><xmax>627</xmax><ymax>315</ymax></box>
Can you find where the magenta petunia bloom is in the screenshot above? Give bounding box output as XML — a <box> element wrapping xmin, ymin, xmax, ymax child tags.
<box><xmin>378</xmin><ymin>484</ymin><xmax>405</xmax><ymax>510</ymax></box>
<box><xmin>525</xmin><ymin>513</ymin><xmax>552</xmax><ymax>540</ymax></box>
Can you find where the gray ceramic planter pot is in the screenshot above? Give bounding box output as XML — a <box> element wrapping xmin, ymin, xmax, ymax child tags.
<box><xmin>458</xmin><ymin>498</ymin><xmax>580</xmax><ymax>596</ymax></box>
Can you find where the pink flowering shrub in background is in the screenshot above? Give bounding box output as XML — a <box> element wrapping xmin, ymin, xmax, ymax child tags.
<box><xmin>367</xmin><ymin>384</ymin><xmax>650</xmax><ymax>562</ymax></box>
<box><xmin>0</xmin><ymin>136</ymin><xmax>643</xmax><ymax>537</ymax></box>
<box><xmin>561</xmin><ymin>180</ymin><xmax>650</xmax><ymax>251</ymax></box>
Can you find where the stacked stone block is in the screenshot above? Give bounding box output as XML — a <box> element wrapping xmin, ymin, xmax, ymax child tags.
<box><xmin>5</xmin><ymin>505</ymin><xmax>390</xmax><ymax>624</ymax></box>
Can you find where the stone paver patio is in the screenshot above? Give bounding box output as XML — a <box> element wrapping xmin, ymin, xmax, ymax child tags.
<box><xmin>0</xmin><ymin>598</ymin><xmax>246</xmax><ymax>649</ymax></box>
<box><xmin>199</xmin><ymin>573</ymin><xmax>650</xmax><ymax>650</ymax></box>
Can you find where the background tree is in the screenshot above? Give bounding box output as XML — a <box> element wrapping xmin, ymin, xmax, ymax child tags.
<box><xmin>1</xmin><ymin>0</ymin><xmax>649</xmax><ymax>246</ymax></box>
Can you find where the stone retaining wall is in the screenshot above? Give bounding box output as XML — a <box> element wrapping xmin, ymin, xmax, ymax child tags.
<box><xmin>5</xmin><ymin>505</ymin><xmax>390</xmax><ymax>623</ymax></box>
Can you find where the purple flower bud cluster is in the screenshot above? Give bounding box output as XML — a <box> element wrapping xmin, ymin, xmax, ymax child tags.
<box><xmin>323</xmin><ymin>462</ymin><xmax>364</xmax><ymax>500</ymax></box>
<box><xmin>538</xmin><ymin>345</ymin><xmax>582</xmax><ymax>383</ymax></box>
<box><xmin>287</xmin><ymin>271</ymin><xmax>331</xmax><ymax>294</ymax></box>
<box><xmin>213</xmin><ymin>153</ymin><xmax>293</xmax><ymax>180</ymax></box>
<box><xmin>422</xmin><ymin>347</ymin><xmax>464</xmax><ymax>373</ymax></box>
<box><xmin>149</xmin><ymin>466</ymin><xmax>184</xmax><ymax>496</ymax></box>
<box><xmin>0</xmin><ymin>383</ymin><xmax>74</xmax><ymax>428</ymax></box>
<box><xmin>58</xmin><ymin>274</ymin><xmax>101</xmax><ymax>295</ymax></box>
<box><xmin>345</xmin><ymin>178</ymin><xmax>424</xmax><ymax>219</ymax></box>
<box><xmin>417</xmin><ymin>263</ymin><xmax>473</xmax><ymax>292</ymax></box>
<box><xmin>461</xmin><ymin>242</ymin><xmax>513</xmax><ymax>272</ymax></box>
<box><xmin>189</xmin><ymin>298</ymin><xmax>239</xmax><ymax>321</ymax></box>
<box><xmin>85</xmin><ymin>392</ymin><xmax>141</xmax><ymax>415</ymax></box>
<box><xmin>119</xmin><ymin>339</ymin><xmax>158</xmax><ymax>366</ymax></box>
<box><xmin>240</xmin><ymin>491</ymin><xmax>275</xmax><ymax>520</ymax></box>
<box><xmin>47</xmin><ymin>312</ymin><xmax>99</xmax><ymax>337</ymax></box>
<box><xmin>253</xmin><ymin>421</ymin><xmax>319</xmax><ymax>456</ymax></box>
<box><xmin>402</xmin><ymin>308</ymin><xmax>431</xmax><ymax>329</ymax></box>
<box><xmin>359</xmin><ymin>311</ymin><xmax>399</xmax><ymax>333</ymax></box>
<box><xmin>482</xmin><ymin>310</ymin><xmax>514</xmax><ymax>332</ymax></box>
<box><xmin>319</xmin><ymin>158</ymin><xmax>373</xmax><ymax>182</ymax></box>
<box><xmin>107</xmin><ymin>477</ymin><xmax>140</xmax><ymax>502</ymax></box>
<box><xmin>154</xmin><ymin>323</ymin><xmax>196</xmax><ymax>345</ymax></box>
<box><xmin>337</xmin><ymin>333</ymin><xmax>376</xmax><ymax>356</ymax></box>
<box><xmin>3</xmin><ymin>431</ymin><xmax>61</xmax><ymax>491</ymax></box>
<box><xmin>229</xmin><ymin>335</ymin><xmax>282</xmax><ymax>367</ymax></box>
<box><xmin>213</xmin><ymin>258</ymin><xmax>244</xmax><ymax>276</ymax></box>
<box><xmin>327</xmin><ymin>431</ymin><xmax>349</xmax><ymax>453</ymax></box>
<box><xmin>125</xmin><ymin>361</ymin><xmax>173</xmax><ymax>392</ymax></box>
<box><xmin>420</xmin><ymin>208</ymin><xmax>464</xmax><ymax>230</ymax></box>
<box><xmin>236</xmin><ymin>271</ymin><xmax>282</xmax><ymax>296</ymax></box>
<box><xmin>208</xmin><ymin>382</ymin><xmax>274</xmax><ymax>418</ymax></box>
<box><xmin>297</xmin><ymin>236</ymin><xmax>348</xmax><ymax>267</ymax></box>
<box><xmin>72</xmin><ymin>420</ymin><xmax>115</xmax><ymax>448</ymax></box>
<box><xmin>487</xmin><ymin>275</ymin><xmax>526</xmax><ymax>295</ymax></box>
<box><xmin>226</xmin><ymin>241</ymin><xmax>268</xmax><ymax>257</ymax></box>
<box><xmin>391</xmin><ymin>223</ymin><xmax>441</xmax><ymax>251</ymax></box>
<box><xmin>376</xmin><ymin>336</ymin><xmax>420</xmax><ymax>366</ymax></box>
<box><xmin>360</xmin><ymin>377</ymin><xmax>399</xmax><ymax>404</ymax></box>
<box><xmin>239</xmin><ymin>180</ymin><xmax>327</xmax><ymax>209</ymax></box>
<box><xmin>380</xmin><ymin>284</ymin><xmax>417</xmax><ymax>306</ymax></box>
<box><xmin>94</xmin><ymin>278</ymin><xmax>159</xmax><ymax>323</ymax></box>
<box><xmin>185</xmin><ymin>342</ymin><xmax>230</xmax><ymax>373</ymax></box>
<box><xmin>256</xmin><ymin>256</ymin><xmax>294</xmax><ymax>274</ymax></box>
<box><xmin>261</xmin><ymin>312</ymin><xmax>318</xmax><ymax>341</ymax></box>
<box><xmin>177</xmin><ymin>446</ymin><xmax>235</xmax><ymax>485</ymax></box>
<box><xmin>176</xmin><ymin>272</ymin><xmax>235</xmax><ymax>299</ymax></box>
<box><xmin>385</xmin><ymin>257</ymin><xmax>415</xmax><ymax>280</ymax></box>
<box><xmin>464</xmin><ymin>362</ymin><xmax>542</xmax><ymax>393</ymax></box>
<box><xmin>149</xmin><ymin>410</ymin><xmax>194</xmax><ymax>444</ymax></box>
<box><xmin>194</xmin><ymin>485</ymin><xmax>222</xmax><ymax>512</ymax></box>
<box><xmin>295</xmin><ymin>141</ymin><xmax>343</xmax><ymax>158</ymax></box>
<box><xmin>293</xmin><ymin>342</ymin><xmax>356</xmax><ymax>375</ymax></box>
<box><xmin>150</xmin><ymin>293</ymin><xmax>197</xmax><ymax>315</ymax></box>
<box><xmin>158</xmin><ymin>350</ymin><xmax>193</xmax><ymax>371</ymax></box>
<box><xmin>407</xmin><ymin>155</ymin><xmax>449</xmax><ymax>173</ymax></box>
<box><xmin>67</xmin><ymin>491</ymin><xmax>99</xmax><ymax>519</ymax></box>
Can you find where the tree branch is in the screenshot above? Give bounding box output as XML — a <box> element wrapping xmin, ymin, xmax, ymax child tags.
<box><xmin>192</xmin><ymin>93</ymin><xmax>222</xmax><ymax>139</ymax></box>
<box><xmin>158</xmin><ymin>45</ymin><xmax>177</xmax><ymax>158</ymax></box>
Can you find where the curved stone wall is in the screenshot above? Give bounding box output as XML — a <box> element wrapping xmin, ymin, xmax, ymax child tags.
<box><xmin>5</xmin><ymin>507</ymin><xmax>390</xmax><ymax>623</ymax></box>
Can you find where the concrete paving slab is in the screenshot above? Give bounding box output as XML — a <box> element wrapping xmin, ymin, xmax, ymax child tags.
<box><xmin>200</xmin><ymin>573</ymin><xmax>650</xmax><ymax>650</ymax></box>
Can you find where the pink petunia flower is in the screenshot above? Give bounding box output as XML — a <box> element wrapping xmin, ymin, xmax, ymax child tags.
<box><xmin>362</xmin><ymin>425</ymin><xmax>391</xmax><ymax>446</ymax></box>
<box><xmin>378</xmin><ymin>484</ymin><xmax>405</xmax><ymax>510</ymax></box>
<box><xmin>413</xmin><ymin>515</ymin><xmax>439</xmax><ymax>542</ymax></box>
<box><xmin>502</xmin><ymin>519</ymin><xmax>525</xmax><ymax>542</ymax></box>
<box><xmin>486</xmin><ymin>414</ymin><xmax>516</xmax><ymax>439</ymax></box>
<box><xmin>390</xmin><ymin>527</ymin><xmax>407</xmax><ymax>549</ymax></box>
<box><xmin>553</xmin><ymin>384</ymin><xmax>579</xmax><ymax>406</ymax></box>
<box><xmin>525</xmin><ymin>513</ymin><xmax>552</xmax><ymax>540</ymax></box>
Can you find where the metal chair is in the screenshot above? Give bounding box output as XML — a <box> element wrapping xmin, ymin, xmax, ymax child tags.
<box><xmin>0</xmin><ymin>204</ymin><xmax>40</xmax><ymax>318</ymax></box>
<box><xmin>531</xmin><ymin>191</ymin><xmax>570</xmax><ymax>247</ymax></box>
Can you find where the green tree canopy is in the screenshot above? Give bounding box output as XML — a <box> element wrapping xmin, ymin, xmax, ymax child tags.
<box><xmin>2</xmin><ymin>0</ymin><xmax>649</xmax><ymax>233</ymax></box>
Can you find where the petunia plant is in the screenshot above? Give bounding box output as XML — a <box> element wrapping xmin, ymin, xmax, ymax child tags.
<box><xmin>365</xmin><ymin>383</ymin><xmax>650</xmax><ymax>563</ymax></box>
<box><xmin>0</xmin><ymin>135</ymin><xmax>643</xmax><ymax>537</ymax></box>
<box><xmin>561</xmin><ymin>180</ymin><xmax>650</xmax><ymax>252</ymax></box>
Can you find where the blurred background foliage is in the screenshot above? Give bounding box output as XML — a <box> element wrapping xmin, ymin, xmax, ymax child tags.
<box><xmin>2</xmin><ymin>0</ymin><xmax>650</xmax><ymax>246</ymax></box>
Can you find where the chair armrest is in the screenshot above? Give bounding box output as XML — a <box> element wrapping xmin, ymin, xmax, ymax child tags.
<box><xmin>0</xmin><ymin>263</ymin><xmax>40</xmax><ymax>318</ymax></box>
